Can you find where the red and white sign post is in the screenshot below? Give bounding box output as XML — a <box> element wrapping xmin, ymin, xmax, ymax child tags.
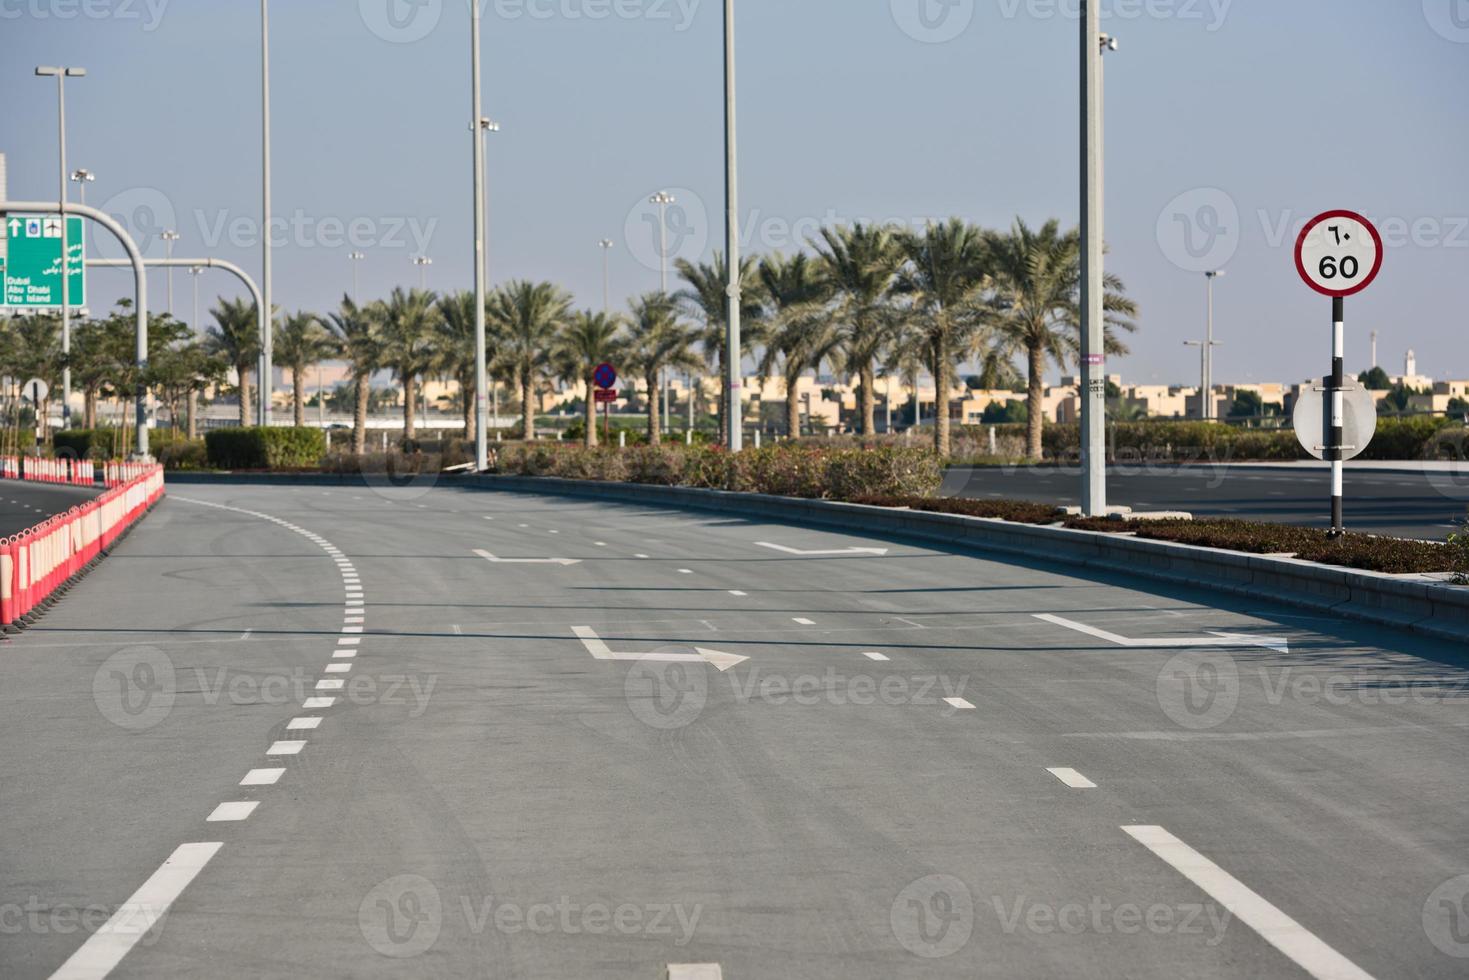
<box><xmin>593</xmin><ymin>363</ymin><xmax>618</xmax><ymax>444</ymax></box>
<box><xmin>1294</xmin><ymin>210</ymin><xmax>1383</xmax><ymax>536</ymax></box>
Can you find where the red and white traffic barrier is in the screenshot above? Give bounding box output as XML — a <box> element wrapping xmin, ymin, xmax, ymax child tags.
<box><xmin>0</xmin><ymin>456</ymin><xmax>98</xmax><ymax>486</ymax></box>
<box><xmin>0</xmin><ymin>464</ymin><xmax>164</xmax><ymax>627</ymax></box>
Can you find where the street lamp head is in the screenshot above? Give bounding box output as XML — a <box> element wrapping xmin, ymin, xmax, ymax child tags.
<box><xmin>65</xmin><ymin>67</ymin><xmax>87</xmax><ymax>77</ymax></box>
<box><xmin>35</xmin><ymin>66</ymin><xmax>60</xmax><ymax>76</ymax></box>
<box><xmin>650</xmin><ymin>191</ymin><xmax>676</xmax><ymax>206</ymax></box>
<box><xmin>413</xmin><ymin>256</ymin><xmax>432</xmax><ymax>266</ymax></box>
<box><xmin>161</xmin><ymin>230</ymin><xmax>180</xmax><ymax>242</ymax></box>
<box><xmin>70</xmin><ymin>169</ymin><xmax>94</xmax><ymax>183</ymax></box>
<box><xmin>479</xmin><ymin>117</ymin><xmax>501</xmax><ymax>132</ymax></box>
<box><xmin>349</xmin><ymin>250</ymin><xmax>366</xmax><ymax>260</ymax></box>
<box><xmin>598</xmin><ymin>239</ymin><xmax>614</xmax><ymax>250</ymax></box>
<box><xmin>1205</xmin><ymin>269</ymin><xmax>1226</xmax><ymax>279</ymax></box>
<box><xmin>1099</xmin><ymin>34</ymin><xmax>1119</xmax><ymax>52</ymax></box>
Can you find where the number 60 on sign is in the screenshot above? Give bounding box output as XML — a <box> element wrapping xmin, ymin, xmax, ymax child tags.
<box><xmin>1294</xmin><ymin>210</ymin><xmax>1383</xmax><ymax>297</ymax></box>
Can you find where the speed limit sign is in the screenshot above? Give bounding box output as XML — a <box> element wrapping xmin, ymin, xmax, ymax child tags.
<box><xmin>1294</xmin><ymin>210</ymin><xmax>1383</xmax><ymax>297</ymax></box>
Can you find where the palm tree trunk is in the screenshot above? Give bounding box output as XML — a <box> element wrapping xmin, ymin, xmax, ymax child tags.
<box><xmin>1026</xmin><ymin>342</ymin><xmax>1045</xmax><ymax>461</ymax></box>
<box><xmin>786</xmin><ymin>376</ymin><xmax>801</xmax><ymax>439</ymax></box>
<box><xmin>353</xmin><ymin>375</ymin><xmax>369</xmax><ymax>455</ymax></box>
<box><xmin>860</xmin><ymin>363</ymin><xmax>877</xmax><ymax>438</ymax></box>
<box><xmin>461</xmin><ymin>370</ymin><xmax>476</xmax><ymax>445</ymax></box>
<box><xmin>238</xmin><ymin>363</ymin><xmax>252</xmax><ymax>427</ymax></box>
<box><xmin>646</xmin><ymin>370</ymin><xmax>661</xmax><ymax>446</ymax></box>
<box><xmin>84</xmin><ymin>390</ymin><xmax>97</xmax><ymax>430</ymax></box>
<box><xmin>293</xmin><ymin>368</ymin><xmax>306</xmax><ymax>428</ymax></box>
<box><xmin>402</xmin><ymin>374</ymin><xmax>417</xmax><ymax>442</ymax></box>
<box><xmin>186</xmin><ymin>390</ymin><xmax>197</xmax><ymax>440</ymax></box>
<box><xmin>584</xmin><ymin>374</ymin><xmax>598</xmax><ymax>449</ymax></box>
<box><xmin>521</xmin><ymin>373</ymin><xmax>536</xmax><ymax>442</ymax></box>
<box><xmin>933</xmin><ymin>333</ymin><xmax>952</xmax><ymax>458</ymax></box>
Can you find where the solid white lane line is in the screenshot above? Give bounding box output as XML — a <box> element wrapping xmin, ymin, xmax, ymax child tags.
<box><xmin>206</xmin><ymin>801</ymin><xmax>258</xmax><ymax>822</ymax></box>
<box><xmin>667</xmin><ymin>965</ymin><xmax>723</xmax><ymax>980</ymax></box>
<box><xmin>862</xmin><ymin>651</ymin><xmax>890</xmax><ymax>661</ymax></box>
<box><xmin>944</xmin><ymin>697</ymin><xmax>976</xmax><ymax>711</ymax></box>
<box><xmin>729</xmin><ymin>590</ymin><xmax>747</xmax><ymax>596</ymax></box>
<box><xmin>1047</xmin><ymin>767</ymin><xmax>1097</xmax><ymax>789</ymax></box>
<box><xmin>302</xmin><ymin>697</ymin><xmax>335</xmax><ymax>709</ymax></box>
<box><xmin>48</xmin><ymin>841</ymin><xmax>223</xmax><ymax>980</ymax></box>
<box><xmin>268</xmin><ymin>740</ymin><xmax>306</xmax><ymax>755</ymax></box>
<box><xmin>793</xmin><ymin>617</ymin><xmax>815</xmax><ymax>625</ymax></box>
<box><xmin>287</xmin><ymin>717</ymin><xmax>322</xmax><ymax>730</ymax></box>
<box><xmin>240</xmin><ymin>768</ymin><xmax>285</xmax><ymax>786</ymax></box>
<box><xmin>1122</xmin><ymin>825</ymin><xmax>1376</xmax><ymax>980</ymax></box>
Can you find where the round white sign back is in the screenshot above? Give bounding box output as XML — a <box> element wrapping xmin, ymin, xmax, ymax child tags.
<box><xmin>1295</xmin><ymin>210</ymin><xmax>1383</xmax><ymax>297</ymax></box>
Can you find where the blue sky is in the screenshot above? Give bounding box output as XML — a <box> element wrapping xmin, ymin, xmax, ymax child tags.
<box><xmin>3</xmin><ymin>0</ymin><xmax>1466</xmax><ymax>387</ymax></box>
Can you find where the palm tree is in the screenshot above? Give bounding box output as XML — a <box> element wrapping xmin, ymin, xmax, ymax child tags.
<box><xmin>489</xmin><ymin>280</ymin><xmax>574</xmax><ymax>441</ymax></box>
<box><xmin>324</xmin><ymin>295</ymin><xmax>382</xmax><ymax>455</ymax></box>
<box><xmin>986</xmin><ymin>218</ymin><xmax>1138</xmax><ymax>460</ymax></box>
<box><xmin>814</xmin><ymin>223</ymin><xmax>904</xmax><ymax>437</ymax></box>
<box><xmin>756</xmin><ymin>253</ymin><xmax>835</xmax><ymax>438</ymax></box>
<box><xmin>274</xmin><ymin>311</ymin><xmax>334</xmax><ymax>428</ymax></box>
<box><xmin>898</xmin><ymin>219</ymin><xmax>992</xmax><ymax>457</ymax></box>
<box><xmin>377</xmin><ymin>287</ymin><xmax>440</xmax><ymax>442</ymax></box>
<box><xmin>554</xmin><ymin>311</ymin><xmax>623</xmax><ymax>448</ymax></box>
<box><xmin>435</xmin><ymin>291</ymin><xmax>498</xmax><ymax>444</ymax></box>
<box><xmin>625</xmin><ymin>293</ymin><xmax>700</xmax><ymax>446</ymax></box>
<box><xmin>674</xmin><ymin>253</ymin><xmax>764</xmax><ymax>443</ymax></box>
<box><xmin>204</xmin><ymin>296</ymin><xmax>262</xmax><ymax>426</ymax></box>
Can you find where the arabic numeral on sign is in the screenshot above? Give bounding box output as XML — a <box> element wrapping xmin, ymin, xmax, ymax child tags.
<box><xmin>1318</xmin><ymin>255</ymin><xmax>1360</xmax><ymax>281</ymax></box>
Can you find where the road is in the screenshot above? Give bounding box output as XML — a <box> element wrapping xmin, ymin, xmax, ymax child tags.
<box><xmin>0</xmin><ymin>479</ymin><xmax>103</xmax><ymax>536</ymax></box>
<box><xmin>944</xmin><ymin>464</ymin><xmax>1469</xmax><ymax>540</ymax></box>
<box><xmin>2</xmin><ymin>481</ymin><xmax>1466</xmax><ymax>978</ymax></box>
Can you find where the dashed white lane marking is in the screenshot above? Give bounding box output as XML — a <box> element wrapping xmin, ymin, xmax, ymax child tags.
<box><xmin>346</xmin><ymin>600</ymin><xmax>364</xmax><ymax>608</ymax></box>
<box><xmin>324</xmin><ymin>663</ymin><xmax>353</xmax><ymax>673</ymax></box>
<box><xmin>596</xmin><ymin>541</ymin><xmax>608</xmax><ymax>547</ymax></box>
<box><xmin>303</xmin><ymin>697</ymin><xmax>335</xmax><ymax>709</ymax></box>
<box><xmin>339</xmin><ymin>637</ymin><xmax>361</xmax><ymax>646</ymax></box>
<box><xmin>678</xmin><ymin>568</ymin><xmax>694</xmax><ymax>575</ymax></box>
<box><xmin>287</xmin><ymin>717</ymin><xmax>323</xmax><ymax>730</ymax></box>
<box><xmin>345</xmin><ymin>617</ymin><xmax>364</xmax><ymax>624</ymax></box>
<box><xmin>793</xmin><ymin>617</ymin><xmax>815</xmax><ymax>625</ymax></box>
<box><xmin>206</xmin><ymin>801</ymin><xmax>258</xmax><ymax>822</ymax></box>
<box><xmin>333</xmin><ymin>650</ymin><xmax>357</xmax><ymax>659</ymax></box>
<box><xmin>635</xmin><ymin>553</ymin><xmax>650</xmax><ymax>559</ymax></box>
<box><xmin>667</xmin><ymin>965</ymin><xmax>723</xmax><ymax>980</ymax></box>
<box><xmin>268</xmin><ymin>740</ymin><xmax>306</xmax><ymax>755</ymax></box>
<box><xmin>343</xmin><ymin>626</ymin><xmax>364</xmax><ymax>633</ymax></box>
<box><xmin>241</xmin><ymin>768</ymin><xmax>285</xmax><ymax>786</ymax></box>
<box><xmin>1122</xmin><ymin>826</ymin><xmax>1376</xmax><ymax>980</ymax></box>
<box><xmin>728</xmin><ymin>590</ymin><xmax>747</xmax><ymax>596</ymax></box>
<box><xmin>48</xmin><ymin>841</ymin><xmax>223</xmax><ymax>980</ymax></box>
<box><xmin>944</xmin><ymin>697</ymin><xmax>976</xmax><ymax>711</ymax></box>
<box><xmin>316</xmin><ymin>679</ymin><xmax>344</xmax><ymax>691</ymax></box>
<box><xmin>452</xmin><ymin>624</ymin><xmax>463</xmax><ymax>635</ymax></box>
<box><xmin>548</xmin><ymin>529</ymin><xmax>559</xmax><ymax>534</ymax></box>
<box><xmin>1047</xmin><ymin>767</ymin><xmax>1097</xmax><ymax>789</ymax></box>
<box><xmin>862</xmin><ymin>651</ymin><xmax>890</xmax><ymax>661</ymax></box>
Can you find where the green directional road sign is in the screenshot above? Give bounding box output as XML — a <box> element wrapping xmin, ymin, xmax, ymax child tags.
<box><xmin>2</xmin><ymin>214</ymin><xmax>86</xmax><ymax>310</ymax></box>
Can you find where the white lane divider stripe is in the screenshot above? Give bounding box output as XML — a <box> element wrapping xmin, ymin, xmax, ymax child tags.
<box><xmin>49</xmin><ymin>841</ymin><xmax>223</xmax><ymax>980</ymax></box>
<box><xmin>793</xmin><ymin>617</ymin><xmax>815</xmax><ymax>626</ymax></box>
<box><xmin>241</xmin><ymin>768</ymin><xmax>285</xmax><ymax>786</ymax></box>
<box><xmin>268</xmin><ymin>740</ymin><xmax>306</xmax><ymax>755</ymax></box>
<box><xmin>944</xmin><ymin>697</ymin><xmax>976</xmax><ymax>711</ymax></box>
<box><xmin>302</xmin><ymin>697</ymin><xmax>335</xmax><ymax>709</ymax></box>
<box><xmin>1122</xmin><ymin>825</ymin><xmax>1376</xmax><ymax>980</ymax></box>
<box><xmin>667</xmin><ymin>965</ymin><xmax>723</xmax><ymax>980</ymax></box>
<box><xmin>333</xmin><ymin>650</ymin><xmax>356</xmax><ymax>659</ymax></box>
<box><xmin>1047</xmin><ymin>767</ymin><xmax>1097</xmax><ymax>789</ymax></box>
<box><xmin>728</xmin><ymin>590</ymin><xmax>747</xmax><ymax>596</ymax></box>
<box><xmin>206</xmin><ymin>801</ymin><xmax>258</xmax><ymax>822</ymax></box>
<box><xmin>316</xmin><ymin>679</ymin><xmax>344</xmax><ymax>691</ymax></box>
<box><xmin>324</xmin><ymin>663</ymin><xmax>352</xmax><ymax>673</ymax></box>
<box><xmin>862</xmin><ymin>651</ymin><xmax>890</xmax><ymax>661</ymax></box>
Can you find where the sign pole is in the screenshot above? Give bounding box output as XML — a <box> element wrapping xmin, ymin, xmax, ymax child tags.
<box><xmin>1330</xmin><ymin>295</ymin><xmax>1345</xmax><ymax>536</ymax></box>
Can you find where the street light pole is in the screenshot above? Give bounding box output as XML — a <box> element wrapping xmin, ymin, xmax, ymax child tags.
<box><xmin>69</xmin><ymin>168</ymin><xmax>94</xmax><ymax>206</ymax></box>
<box><xmin>413</xmin><ymin>256</ymin><xmax>432</xmax><ymax>290</ymax></box>
<box><xmin>722</xmin><ymin>0</ymin><xmax>742</xmax><ymax>451</ymax></box>
<box><xmin>161</xmin><ymin>229</ymin><xmax>180</xmax><ymax>315</ymax></box>
<box><xmin>1204</xmin><ymin>269</ymin><xmax>1223</xmax><ymax>419</ymax></box>
<box><xmin>598</xmin><ymin>240</ymin><xmax>613</xmax><ymax>314</ymax></box>
<box><xmin>349</xmin><ymin>250</ymin><xmax>365</xmax><ymax>301</ymax></box>
<box><xmin>1079</xmin><ymin>15</ymin><xmax>1113</xmax><ymax>517</ymax></box>
<box><xmin>189</xmin><ymin>265</ymin><xmax>203</xmax><ymax>332</ymax></box>
<box><xmin>36</xmin><ymin>65</ymin><xmax>85</xmax><ymax>430</ymax></box>
<box><xmin>260</xmin><ymin>0</ymin><xmax>273</xmax><ymax>428</ymax></box>
<box><xmin>470</xmin><ymin>0</ymin><xmax>490</xmax><ymax>471</ymax></box>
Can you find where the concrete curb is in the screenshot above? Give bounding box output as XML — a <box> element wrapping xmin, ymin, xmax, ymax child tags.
<box><xmin>466</xmin><ymin>475</ymin><xmax>1469</xmax><ymax>644</ymax></box>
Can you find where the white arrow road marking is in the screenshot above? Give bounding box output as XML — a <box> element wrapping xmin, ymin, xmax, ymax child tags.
<box><xmin>474</xmin><ymin>549</ymin><xmax>581</xmax><ymax>566</ymax></box>
<box><xmin>1034</xmin><ymin>614</ymin><xmax>1289</xmax><ymax>653</ymax></box>
<box><xmin>755</xmin><ymin>541</ymin><xmax>888</xmax><ymax>556</ymax></box>
<box><xmin>572</xmin><ymin>626</ymin><xmax>747</xmax><ymax>672</ymax></box>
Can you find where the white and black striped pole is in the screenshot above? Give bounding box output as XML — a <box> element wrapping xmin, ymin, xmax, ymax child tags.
<box><xmin>1329</xmin><ymin>294</ymin><xmax>1345</xmax><ymax>536</ymax></box>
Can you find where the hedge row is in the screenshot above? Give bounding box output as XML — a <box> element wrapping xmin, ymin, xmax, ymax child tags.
<box><xmin>494</xmin><ymin>444</ymin><xmax>943</xmax><ymax>499</ymax></box>
<box><xmin>204</xmin><ymin>427</ymin><xmax>327</xmax><ymax>470</ymax></box>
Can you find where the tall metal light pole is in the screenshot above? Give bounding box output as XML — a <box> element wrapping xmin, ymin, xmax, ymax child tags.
<box><xmin>69</xmin><ymin>168</ymin><xmax>94</xmax><ymax>206</ymax></box>
<box><xmin>261</xmin><ymin>0</ymin><xmax>273</xmax><ymax>428</ymax></box>
<box><xmin>650</xmin><ymin>191</ymin><xmax>675</xmax><ymax>293</ymax></box>
<box><xmin>598</xmin><ymin>240</ymin><xmax>614</xmax><ymax>313</ymax></box>
<box><xmin>469</xmin><ymin>0</ymin><xmax>491</xmax><ymax>471</ymax></box>
<box><xmin>161</xmin><ymin>229</ymin><xmax>180</xmax><ymax>315</ymax></box>
<box><xmin>722</xmin><ymin>0</ymin><xmax>743</xmax><ymax>451</ymax></box>
<box><xmin>413</xmin><ymin>256</ymin><xmax>432</xmax><ymax>290</ymax></box>
<box><xmin>36</xmin><ymin>65</ymin><xmax>85</xmax><ymax>430</ymax></box>
<box><xmin>1204</xmin><ymin>269</ymin><xmax>1223</xmax><ymax>418</ymax></box>
<box><xmin>189</xmin><ymin>265</ymin><xmax>204</xmax><ymax>332</ymax></box>
<box><xmin>348</xmin><ymin>250</ymin><xmax>365</xmax><ymax>301</ymax></box>
<box><xmin>1078</xmin><ymin>16</ymin><xmax>1113</xmax><ymax>517</ymax></box>
<box><xmin>1370</xmin><ymin>330</ymin><xmax>1378</xmax><ymax>370</ymax></box>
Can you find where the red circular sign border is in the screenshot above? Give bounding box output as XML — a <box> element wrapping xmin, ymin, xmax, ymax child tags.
<box><xmin>1294</xmin><ymin>209</ymin><xmax>1384</xmax><ymax>298</ymax></box>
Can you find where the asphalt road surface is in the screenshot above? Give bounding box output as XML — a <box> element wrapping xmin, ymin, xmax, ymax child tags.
<box><xmin>944</xmin><ymin>464</ymin><xmax>1469</xmax><ymax>540</ymax></box>
<box><xmin>2</xmin><ymin>481</ymin><xmax>1466</xmax><ymax>978</ymax></box>
<box><xmin>0</xmin><ymin>479</ymin><xmax>103</xmax><ymax>536</ymax></box>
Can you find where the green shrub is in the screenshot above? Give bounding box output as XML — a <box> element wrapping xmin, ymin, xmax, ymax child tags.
<box><xmin>852</xmin><ymin>495</ymin><xmax>1060</xmax><ymax>524</ymax></box>
<box><xmin>205</xmin><ymin>427</ymin><xmax>327</xmax><ymax>470</ymax></box>
<box><xmin>52</xmin><ymin>428</ymin><xmax>123</xmax><ymax>460</ymax></box>
<box><xmin>159</xmin><ymin>438</ymin><xmax>208</xmax><ymax>471</ymax></box>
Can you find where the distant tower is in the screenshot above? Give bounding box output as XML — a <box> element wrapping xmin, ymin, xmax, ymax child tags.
<box><xmin>1370</xmin><ymin>331</ymin><xmax>1378</xmax><ymax>369</ymax></box>
<box><xmin>1405</xmin><ymin>349</ymin><xmax>1417</xmax><ymax>378</ymax></box>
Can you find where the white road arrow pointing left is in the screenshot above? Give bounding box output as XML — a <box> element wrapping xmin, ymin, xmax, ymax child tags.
<box><xmin>474</xmin><ymin>549</ymin><xmax>581</xmax><ymax>566</ymax></box>
<box><xmin>572</xmin><ymin>626</ymin><xmax>748</xmax><ymax>672</ymax></box>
